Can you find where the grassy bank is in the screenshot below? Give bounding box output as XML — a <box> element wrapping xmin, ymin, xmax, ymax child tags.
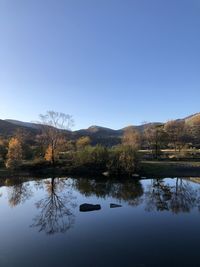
<box><xmin>140</xmin><ymin>160</ymin><xmax>200</xmax><ymax>177</ymax></box>
<box><xmin>0</xmin><ymin>160</ymin><xmax>200</xmax><ymax>178</ymax></box>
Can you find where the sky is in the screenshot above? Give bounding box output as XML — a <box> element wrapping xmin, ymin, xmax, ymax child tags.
<box><xmin>0</xmin><ymin>0</ymin><xmax>200</xmax><ymax>130</ymax></box>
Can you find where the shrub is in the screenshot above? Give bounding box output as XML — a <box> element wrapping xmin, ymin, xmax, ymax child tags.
<box><xmin>107</xmin><ymin>146</ymin><xmax>140</xmax><ymax>176</ymax></box>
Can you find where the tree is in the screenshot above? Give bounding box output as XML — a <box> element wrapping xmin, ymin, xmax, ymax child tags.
<box><xmin>144</xmin><ymin>124</ymin><xmax>166</xmax><ymax>159</ymax></box>
<box><xmin>6</xmin><ymin>138</ymin><xmax>23</xmax><ymax>169</ymax></box>
<box><xmin>76</xmin><ymin>136</ymin><xmax>91</xmax><ymax>150</ymax></box>
<box><xmin>38</xmin><ymin>111</ymin><xmax>74</xmax><ymax>164</ymax></box>
<box><xmin>119</xmin><ymin>146</ymin><xmax>140</xmax><ymax>175</ymax></box>
<box><xmin>164</xmin><ymin>120</ymin><xmax>188</xmax><ymax>152</ymax></box>
<box><xmin>45</xmin><ymin>145</ymin><xmax>57</xmax><ymax>162</ymax></box>
<box><xmin>14</xmin><ymin>128</ymin><xmax>34</xmax><ymax>160</ymax></box>
<box><xmin>0</xmin><ymin>138</ymin><xmax>8</xmax><ymax>162</ymax></box>
<box><xmin>122</xmin><ymin>127</ymin><xmax>141</xmax><ymax>149</ymax></box>
<box><xmin>188</xmin><ymin>115</ymin><xmax>200</xmax><ymax>147</ymax></box>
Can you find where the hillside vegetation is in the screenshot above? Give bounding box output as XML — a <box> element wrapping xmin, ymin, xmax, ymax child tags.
<box><xmin>0</xmin><ymin>112</ymin><xmax>200</xmax><ymax>177</ymax></box>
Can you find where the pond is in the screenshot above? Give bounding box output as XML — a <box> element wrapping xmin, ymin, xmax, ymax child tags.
<box><xmin>1</xmin><ymin>176</ymin><xmax>200</xmax><ymax>267</ymax></box>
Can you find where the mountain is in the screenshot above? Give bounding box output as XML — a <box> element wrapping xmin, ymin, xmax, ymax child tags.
<box><xmin>183</xmin><ymin>113</ymin><xmax>200</xmax><ymax>124</ymax></box>
<box><xmin>0</xmin><ymin>119</ymin><xmax>40</xmax><ymax>137</ymax></box>
<box><xmin>1</xmin><ymin>113</ymin><xmax>200</xmax><ymax>146</ymax></box>
<box><xmin>5</xmin><ymin>119</ymin><xmax>42</xmax><ymax>130</ymax></box>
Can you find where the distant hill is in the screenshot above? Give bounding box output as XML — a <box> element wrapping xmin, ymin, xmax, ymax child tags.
<box><xmin>0</xmin><ymin>113</ymin><xmax>199</xmax><ymax>146</ymax></box>
<box><xmin>0</xmin><ymin>119</ymin><xmax>40</xmax><ymax>137</ymax></box>
<box><xmin>183</xmin><ymin>113</ymin><xmax>200</xmax><ymax>124</ymax></box>
<box><xmin>5</xmin><ymin>119</ymin><xmax>41</xmax><ymax>130</ymax></box>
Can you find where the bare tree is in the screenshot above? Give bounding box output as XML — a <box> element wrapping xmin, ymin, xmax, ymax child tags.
<box><xmin>144</xmin><ymin>124</ymin><xmax>166</xmax><ymax>159</ymax></box>
<box><xmin>38</xmin><ymin>111</ymin><xmax>74</xmax><ymax>164</ymax></box>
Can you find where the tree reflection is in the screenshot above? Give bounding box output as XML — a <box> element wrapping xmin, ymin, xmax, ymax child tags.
<box><xmin>7</xmin><ymin>179</ymin><xmax>33</xmax><ymax>207</ymax></box>
<box><xmin>31</xmin><ymin>178</ymin><xmax>77</xmax><ymax>235</ymax></box>
<box><xmin>145</xmin><ymin>178</ymin><xmax>200</xmax><ymax>213</ymax></box>
<box><xmin>110</xmin><ymin>180</ymin><xmax>143</xmax><ymax>206</ymax></box>
<box><xmin>170</xmin><ymin>179</ymin><xmax>198</xmax><ymax>213</ymax></box>
<box><xmin>74</xmin><ymin>178</ymin><xmax>143</xmax><ymax>206</ymax></box>
<box><xmin>74</xmin><ymin>178</ymin><xmax>113</xmax><ymax>198</ymax></box>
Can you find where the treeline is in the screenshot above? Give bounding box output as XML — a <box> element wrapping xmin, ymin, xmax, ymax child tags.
<box><xmin>0</xmin><ymin>112</ymin><xmax>140</xmax><ymax>176</ymax></box>
<box><xmin>142</xmin><ymin>118</ymin><xmax>200</xmax><ymax>158</ymax></box>
<box><xmin>0</xmin><ymin>111</ymin><xmax>200</xmax><ymax>176</ymax></box>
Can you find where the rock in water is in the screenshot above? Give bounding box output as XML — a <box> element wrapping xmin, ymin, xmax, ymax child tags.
<box><xmin>110</xmin><ymin>203</ymin><xmax>122</xmax><ymax>208</ymax></box>
<box><xmin>80</xmin><ymin>203</ymin><xmax>101</xmax><ymax>212</ymax></box>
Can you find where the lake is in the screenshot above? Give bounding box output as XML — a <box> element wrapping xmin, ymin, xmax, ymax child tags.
<box><xmin>1</xmin><ymin>176</ymin><xmax>200</xmax><ymax>267</ymax></box>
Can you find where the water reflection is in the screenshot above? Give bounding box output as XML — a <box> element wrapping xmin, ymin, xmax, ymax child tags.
<box><xmin>74</xmin><ymin>178</ymin><xmax>143</xmax><ymax>206</ymax></box>
<box><xmin>31</xmin><ymin>178</ymin><xmax>77</xmax><ymax>235</ymax></box>
<box><xmin>145</xmin><ymin>178</ymin><xmax>200</xmax><ymax>213</ymax></box>
<box><xmin>5</xmin><ymin>178</ymin><xmax>33</xmax><ymax>207</ymax></box>
<box><xmin>1</xmin><ymin>177</ymin><xmax>200</xmax><ymax>236</ymax></box>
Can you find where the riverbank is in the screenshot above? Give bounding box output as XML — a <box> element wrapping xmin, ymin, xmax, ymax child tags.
<box><xmin>140</xmin><ymin>160</ymin><xmax>200</xmax><ymax>177</ymax></box>
<box><xmin>0</xmin><ymin>160</ymin><xmax>200</xmax><ymax>178</ymax></box>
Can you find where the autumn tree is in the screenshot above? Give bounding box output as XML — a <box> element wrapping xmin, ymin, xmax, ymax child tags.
<box><xmin>164</xmin><ymin>120</ymin><xmax>188</xmax><ymax>151</ymax></box>
<box><xmin>76</xmin><ymin>136</ymin><xmax>91</xmax><ymax>150</ymax></box>
<box><xmin>38</xmin><ymin>111</ymin><xmax>74</xmax><ymax>164</ymax></box>
<box><xmin>14</xmin><ymin>128</ymin><xmax>34</xmax><ymax>160</ymax></box>
<box><xmin>122</xmin><ymin>127</ymin><xmax>141</xmax><ymax>149</ymax></box>
<box><xmin>6</xmin><ymin>138</ymin><xmax>23</xmax><ymax>169</ymax></box>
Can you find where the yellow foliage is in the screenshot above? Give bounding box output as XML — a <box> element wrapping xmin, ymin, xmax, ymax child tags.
<box><xmin>44</xmin><ymin>145</ymin><xmax>58</xmax><ymax>163</ymax></box>
<box><xmin>6</xmin><ymin>138</ymin><xmax>23</xmax><ymax>169</ymax></box>
<box><xmin>45</xmin><ymin>146</ymin><xmax>53</xmax><ymax>162</ymax></box>
<box><xmin>122</xmin><ymin>127</ymin><xmax>141</xmax><ymax>149</ymax></box>
<box><xmin>76</xmin><ymin>136</ymin><xmax>91</xmax><ymax>149</ymax></box>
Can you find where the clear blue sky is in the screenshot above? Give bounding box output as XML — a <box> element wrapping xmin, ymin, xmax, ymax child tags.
<box><xmin>0</xmin><ymin>0</ymin><xmax>200</xmax><ymax>130</ymax></box>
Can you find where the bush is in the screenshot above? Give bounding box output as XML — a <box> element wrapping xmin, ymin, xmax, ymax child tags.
<box><xmin>107</xmin><ymin>146</ymin><xmax>140</xmax><ymax>176</ymax></box>
<box><xmin>75</xmin><ymin>145</ymin><xmax>108</xmax><ymax>168</ymax></box>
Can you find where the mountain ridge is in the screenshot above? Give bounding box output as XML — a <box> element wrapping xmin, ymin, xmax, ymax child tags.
<box><xmin>1</xmin><ymin>113</ymin><xmax>199</xmax><ymax>146</ymax></box>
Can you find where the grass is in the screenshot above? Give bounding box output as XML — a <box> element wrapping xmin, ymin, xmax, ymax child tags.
<box><xmin>140</xmin><ymin>160</ymin><xmax>200</xmax><ymax>177</ymax></box>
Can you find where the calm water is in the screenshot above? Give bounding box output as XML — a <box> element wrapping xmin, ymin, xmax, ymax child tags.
<box><xmin>1</xmin><ymin>177</ymin><xmax>200</xmax><ymax>267</ymax></box>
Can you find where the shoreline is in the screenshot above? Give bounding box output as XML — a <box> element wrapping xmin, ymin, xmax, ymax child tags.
<box><xmin>0</xmin><ymin>160</ymin><xmax>200</xmax><ymax>179</ymax></box>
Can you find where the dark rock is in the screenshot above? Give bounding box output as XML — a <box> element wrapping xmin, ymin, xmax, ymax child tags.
<box><xmin>80</xmin><ymin>203</ymin><xmax>101</xmax><ymax>212</ymax></box>
<box><xmin>110</xmin><ymin>203</ymin><xmax>122</xmax><ymax>208</ymax></box>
